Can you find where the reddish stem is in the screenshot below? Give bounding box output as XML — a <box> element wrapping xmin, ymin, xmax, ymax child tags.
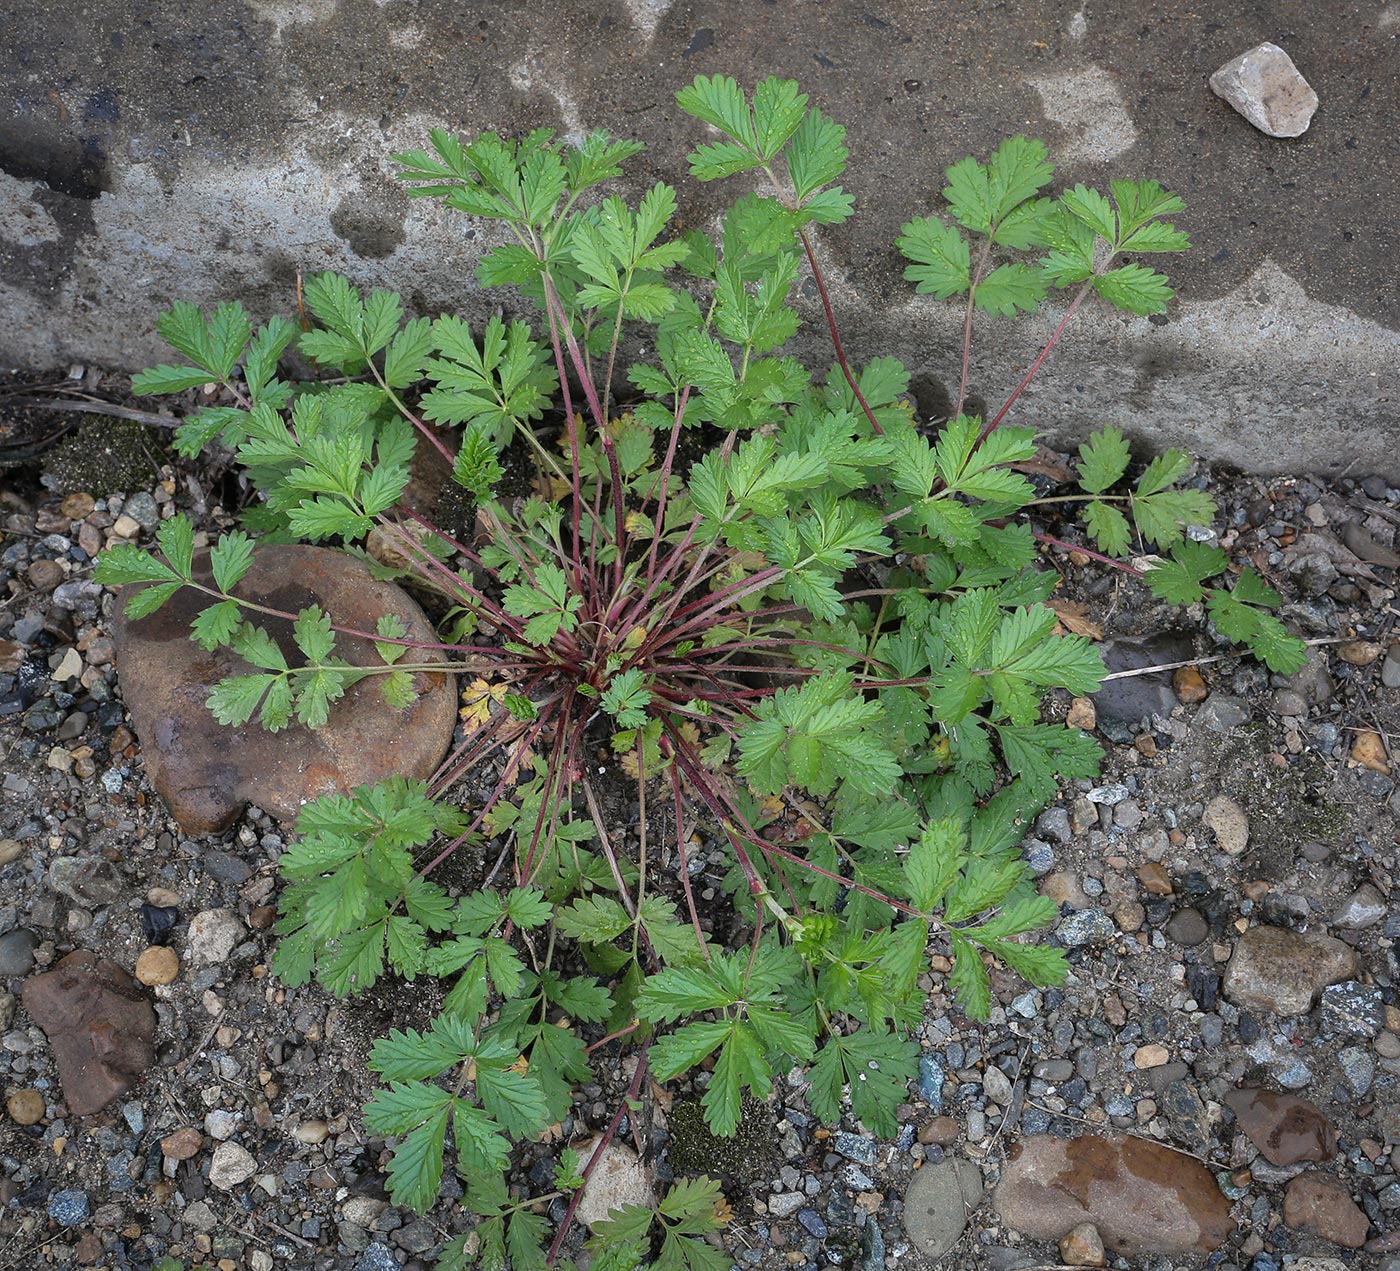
<box><xmin>545</xmin><ymin>1045</ymin><xmax>651</xmax><ymax>1267</ymax></box>
<box><xmin>797</xmin><ymin>227</ymin><xmax>883</xmax><ymax>437</ymax></box>
<box><xmin>1033</xmin><ymin>530</ymin><xmax>1144</xmax><ymax>577</ymax></box>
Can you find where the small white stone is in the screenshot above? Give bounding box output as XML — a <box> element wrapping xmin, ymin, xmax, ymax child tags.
<box><xmin>52</xmin><ymin>647</ymin><xmax>83</xmax><ymax>682</ymax></box>
<box><xmin>1209</xmin><ymin>42</ymin><xmax>1318</xmax><ymax>138</ymax></box>
<box><xmin>208</xmin><ymin>1140</ymin><xmax>256</xmax><ymax>1190</ymax></box>
<box><xmin>1203</xmin><ymin>795</ymin><xmax>1249</xmax><ymax>856</ymax></box>
<box><xmin>186</xmin><ymin>909</ymin><xmax>245</xmax><ymax>965</ymax></box>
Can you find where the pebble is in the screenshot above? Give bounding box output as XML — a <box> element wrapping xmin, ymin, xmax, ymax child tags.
<box><xmin>1338</xmin><ymin>640</ymin><xmax>1382</xmax><ymax>666</ymax></box>
<box><xmin>1320</xmin><ymin>981</ymin><xmax>1384</xmax><ymax>1038</ymax></box>
<box><xmin>835</xmin><ymin>1131</ymin><xmax>876</xmax><ymax>1166</ymax></box>
<box><xmin>1173</xmin><ymin>665</ymin><xmax>1208</xmax><ymax>703</ymax></box>
<box><xmin>1382</xmin><ymin>644</ymin><xmax>1400</xmax><ymax>690</ymax></box>
<box><xmin>205</xmin><ymin>1109</ymin><xmax>238</xmax><ymax>1140</ymax></box>
<box><xmin>1202</xmin><ymin>795</ymin><xmax>1249</xmax><ymax>855</ymax></box>
<box><xmin>0</xmin><ymin>927</ymin><xmax>39</xmax><ymax>977</ymax></box>
<box><xmin>209</xmin><ymin>1141</ymin><xmax>257</xmax><ymax>1190</ymax></box>
<box><xmin>161</xmin><ymin>1126</ymin><xmax>204</xmax><ymax>1160</ymax></box>
<box><xmin>1337</xmin><ymin>1046</ymin><xmax>1375</xmax><ymax>1096</ymax></box>
<box><xmin>295</xmin><ymin>1119</ymin><xmax>331</xmax><ymax>1144</ymax></box>
<box><xmin>1165</xmin><ymin>907</ymin><xmax>1209</xmax><ymax>946</ymax></box>
<box><xmin>1333</xmin><ymin>884</ymin><xmax>1388</xmax><ymax>930</ymax></box>
<box><xmin>918</xmin><ymin>1055</ymin><xmax>944</xmax><ymax>1109</ymax></box>
<box><xmin>6</xmin><ymin>1088</ymin><xmax>45</xmax><ymax>1125</ymax></box>
<box><xmin>769</xmin><ymin>1192</ymin><xmax>806</xmax><ymax>1218</ymax></box>
<box><xmin>1198</xmin><ymin>696</ymin><xmax>1250</xmax><ymax>732</ymax></box>
<box><xmin>0</xmin><ymin>839</ymin><xmax>23</xmax><ymax>867</ymax></box>
<box><xmin>1137</xmin><ymin>862</ymin><xmax>1173</xmax><ymax>895</ymax></box>
<box><xmin>1351</xmin><ymin>729</ymin><xmax>1392</xmax><ymax>775</ymax></box>
<box><xmin>1059</xmin><ymin>1221</ymin><xmax>1107</xmax><ymax>1267</ymax></box>
<box><xmin>1210</xmin><ymin>42</ymin><xmax>1318</xmax><ymax>137</ymax></box>
<box><xmin>918</xmin><ymin>1117</ymin><xmax>959</xmax><ymax>1146</ymax></box>
<box><xmin>1225</xmin><ymin>1088</ymin><xmax>1336</xmax><ymax>1165</ymax></box>
<box><xmin>1056</xmin><ymin>909</ymin><xmax>1118</xmax><ymax>946</ymax></box>
<box><xmin>47</xmin><ymin>1188</ymin><xmax>90</xmax><ymax>1227</ymax></box>
<box><xmin>982</xmin><ymin>1064</ymin><xmax>1013</xmax><ymax>1106</ymax></box>
<box><xmin>134</xmin><ymin>944</ymin><xmax>180</xmax><ymax>986</ymax></box>
<box><xmin>186</xmin><ymin>909</ymin><xmax>246</xmax><ymax>965</ymax></box>
<box><xmin>1132</xmin><ymin>1044</ymin><xmax>1170</xmax><ymax>1069</ymax></box>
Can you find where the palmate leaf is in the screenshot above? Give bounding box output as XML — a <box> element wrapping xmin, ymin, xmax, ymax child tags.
<box><xmin>975</xmin><ymin>263</ymin><xmax>1047</xmax><ymax>316</ymax></box>
<box><xmin>1133</xmin><ymin>488</ymin><xmax>1216</xmax><ymax>548</ymax></box>
<box><xmin>896</xmin><ymin>217</ymin><xmax>970</xmax><ymax>298</ymax></box>
<box><xmin>1145</xmin><ymin>540</ymin><xmax>1227</xmax><ymax>606</ymax></box>
<box><xmin>1083</xmin><ymin>500</ymin><xmax>1131</xmax><ymax>557</ymax></box>
<box><xmin>1093</xmin><ymin>263</ymin><xmax>1173</xmax><ymax>316</ymax></box>
<box><xmin>1077</xmin><ymin>426</ymin><xmax>1131</xmax><ymax>494</ymax></box>
<box><xmin>806</xmin><ymin>1030</ymin><xmax>917</xmax><ymax>1136</ymax></box>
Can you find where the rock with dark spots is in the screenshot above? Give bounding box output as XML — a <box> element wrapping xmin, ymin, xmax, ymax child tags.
<box><xmin>21</xmin><ymin>950</ymin><xmax>156</xmax><ymax>1115</ymax></box>
<box><xmin>1224</xmin><ymin>1088</ymin><xmax>1336</xmax><ymax>1166</ymax></box>
<box><xmin>1223</xmin><ymin>926</ymin><xmax>1357</xmax><ymax>1016</ymax></box>
<box><xmin>112</xmin><ymin>545</ymin><xmax>457</xmax><ymax>832</ymax></box>
<box><xmin>1333</xmin><ymin>884</ymin><xmax>1387</xmax><ymax>930</ymax></box>
<box><xmin>992</xmin><ymin>1133</ymin><xmax>1234</xmax><ymax>1255</ymax></box>
<box><xmin>1320</xmin><ymin>982</ymin><xmax>1384</xmax><ymax>1038</ymax></box>
<box><xmin>902</xmin><ymin>1158</ymin><xmax>984</xmax><ymax>1260</ymax></box>
<box><xmin>47</xmin><ymin>855</ymin><xmax>123</xmax><ymax>907</ymax></box>
<box><xmin>1283</xmin><ymin>1173</ymin><xmax>1369</xmax><ymax>1248</ymax></box>
<box><xmin>1057</xmin><ymin>909</ymin><xmax>1118</xmax><ymax>947</ymax></box>
<box><xmin>1161</xmin><ymin>1079</ymin><xmax>1210</xmax><ymax>1152</ymax></box>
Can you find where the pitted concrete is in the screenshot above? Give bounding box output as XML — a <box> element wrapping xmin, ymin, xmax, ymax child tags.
<box><xmin>1</xmin><ymin>1</ymin><xmax>1396</xmax><ymax>476</ymax></box>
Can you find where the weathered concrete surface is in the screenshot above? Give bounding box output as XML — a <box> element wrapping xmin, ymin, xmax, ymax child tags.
<box><xmin>2</xmin><ymin>2</ymin><xmax>1397</xmax><ymax>476</ymax></box>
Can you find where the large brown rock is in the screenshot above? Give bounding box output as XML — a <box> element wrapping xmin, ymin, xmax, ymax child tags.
<box><xmin>1283</xmin><ymin>1172</ymin><xmax>1370</xmax><ymax>1248</ymax></box>
<box><xmin>993</xmin><ymin>1134</ymin><xmax>1235</xmax><ymax>1256</ymax></box>
<box><xmin>113</xmin><ymin>545</ymin><xmax>457</xmax><ymax>832</ymax></box>
<box><xmin>1223</xmin><ymin>925</ymin><xmax>1358</xmax><ymax>1016</ymax></box>
<box><xmin>21</xmin><ymin>951</ymin><xmax>156</xmax><ymax>1115</ymax></box>
<box><xmin>1224</xmin><ymin>1087</ymin><xmax>1337</xmax><ymax>1166</ymax></box>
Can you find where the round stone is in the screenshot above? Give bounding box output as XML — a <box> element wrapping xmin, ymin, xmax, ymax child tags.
<box><xmin>134</xmin><ymin>945</ymin><xmax>180</xmax><ymax>986</ymax></box>
<box><xmin>1165</xmin><ymin>907</ymin><xmax>1209</xmax><ymax>946</ymax></box>
<box><xmin>6</xmin><ymin>1088</ymin><xmax>45</xmax><ymax>1125</ymax></box>
<box><xmin>111</xmin><ymin>545</ymin><xmax>458</xmax><ymax>833</ymax></box>
<box><xmin>295</xmin><ymin>1119</ymin><xmax>330</xmax><ymax>1144</ymax></box>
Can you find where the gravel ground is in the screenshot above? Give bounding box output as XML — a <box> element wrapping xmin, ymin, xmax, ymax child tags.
<box><xmin>1</xmin><ymin>383</ymin><xmax>1398</xmax><ymax>1271</ymax></box>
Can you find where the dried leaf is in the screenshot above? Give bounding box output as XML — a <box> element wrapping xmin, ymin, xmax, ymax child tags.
<box><xmin>1047</xmin><ymin>598</ymin><xmax>1104</xmax><ymax>641</ymax></box>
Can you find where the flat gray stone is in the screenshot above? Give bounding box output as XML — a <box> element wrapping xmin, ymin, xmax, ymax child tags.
<box><xmin>902</xmin><ymin>1158</ymin><xmax>984</xmax><ymax>1260</ymax></box>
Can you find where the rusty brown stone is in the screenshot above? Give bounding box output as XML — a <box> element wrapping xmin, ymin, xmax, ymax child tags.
<box><xmin>1173</xmin><ymin>665</ymin><xmax>1208</xmax><ymax>703</ymax></box>
<box><xmin>21</xmin><ymin>951</ymin><xmax>156</xmax><ymax>1115</ymax></box>
<box><xmin>112</xmin><ymin>545</ymin><xmax>458</xmax><ymax>833</ymax></box>
<box><xmin>1224</xmin><ymin>1087</ymin><xmax>1336</xmax><ymax>1166</ymax></box>
<box><xmin>1283</xmin><ymin>1172</ymin><xmax>1369</xmax><ymax>1248</ymax></box>
<box><xmin>161</xmin><ymin>1125</ymin><xmax>204</xmax><ymax>1160</ymax></box>
<box><xmin>1136</xmin><ymin>862</ymin><xmax>1174</xmax><ymax>895</ymax></box>
<box><xmin>993</xmin><ymin>1133</ymin><xmax>1235</xmax><ymax>1255</ymax></box>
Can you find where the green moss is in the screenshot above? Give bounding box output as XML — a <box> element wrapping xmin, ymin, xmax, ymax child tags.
<box><xmin>666</xmin><ymin>1096</ymin><xmax>775</xmax><ymax>1182</ymax></box>
<box><xmin>43</xmin><ymin>417</ymin><xmax>161</xmax><ymax>497</ymax></box>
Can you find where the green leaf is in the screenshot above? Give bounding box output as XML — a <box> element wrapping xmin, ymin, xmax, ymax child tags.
<box><xmin>905</xmin><ymin>818</ymin><xmax>966</xmax><ymax>911</ymax></box>
<box><xmin>293</xmin><ymin>605</ymin><xmax>336</xmax><ymax>663</ymax></box>
<box><xmin>155</xmin><ymin>514</ymin><xmax>195</xmax><ymax>580</ymax></box>
<box><xmin>556</xmin><ymin>895</ymin><xmax>633</xmax><ymax>945</ymax></box>
<box><xmin>132</xmin><ymin>364</ymin><xmax>217</xmax><ymax>395</ymax></box>
<box><xmin>210</xmin><ymin>531</ymin><xmax>254</xmax><ymax>593</ymax></box>
<box><xmin>363</xmin><ymin>1082</ymin><xmax>452</xmax><ymax>1210</ymax></box>
<box><xmin>704</xmin><ymin>1024</ymin><xmax>767</xmax><ymax>1135</ymax></box>
<box><xmin>1093</xmin><ymin>263</ymin><xmax>1173</xmax><ymax>316</ymax></box>
<box><xmin>948</xmin><ymin>930</ymin><xmax>991</xmax><ymax>1019</ymax></box>
<box><xmin>788</xmin><ymin>106</ymin><xmax>848</xmax><ymax>204</ymax></box>
<box><xmin>896</xmin><ymin>217</ymin><xmax>970</xmax><ymax>298</ymax></box>
<box><xmin>94</xmin><ymin>545</ymin><xmax>181</xmax><ymax>588</ymax></box>
<box><xmin>1133</xmin><ymin>488</ymin><xmax>1216</xmax><ymax>548</ymax></box>
<box><xmin>1077</xmin><ymin>426</ymin><xmax>1131</xmax><ymax>494</ymax></box>
<box><xmin>942</xmin><ymin>155</ymin><xmax>994</xmax><ymax>235</ymax></box>
<box><xmin>1111</xmin><ymin>178</ymin><xmax>1185</xmax><ymax>237</ymax></box>
<box><xmin>676</xmin><ymin>75</ymin><xmax>757</xmax><ymax>152</ymax></box>
<box><xmin>974</xmin><ymin>263</ymin><xmax>1047</xmax><ymax>316</ymax></box>
<box><xmin>190</xmin><ymin>600</ymin><xmax>243</xmax><ymax>651</ymax></box>
<box><xmin>1083</xmin><ymin>500</ymin><xmax>1132</xmax><ymax>557</ymax></box>
<box><xmin>752</xmin><ymin>77</ymin><xmax>807</xmax><ymax>158</ymax></box>
<box><xmin>806</xmin><ymin>1031</ymin><xmax>917</xmax><ymax>1136</ymax></box>
<box><xmin>1145</xmin><ymin>541</ymin><xmax>1227</xmax><ymax>606</ymax></box>
<box><xmin>476</xmin><ymin>1064</ymin><xmax>548</xmax><ymax>1138</ymax></box>
<box><xmin>156</xmin><ymin>300</ymin><xmax>216</xmax><ymax>372</ymax></box>
<box><xmin>1061</xmin><ymin>184</ymin><xmax>1116</xmax><ymax>243</ymax></box>
<box><xmin>207</xmin><ymin>673</ymin><xmax>280</xmax><ymax>728</ymax></box>
<box><xmin>1135</xmin><ymin>448</ymin><xmax>1192</xmax><ymax>496</ymax></box>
